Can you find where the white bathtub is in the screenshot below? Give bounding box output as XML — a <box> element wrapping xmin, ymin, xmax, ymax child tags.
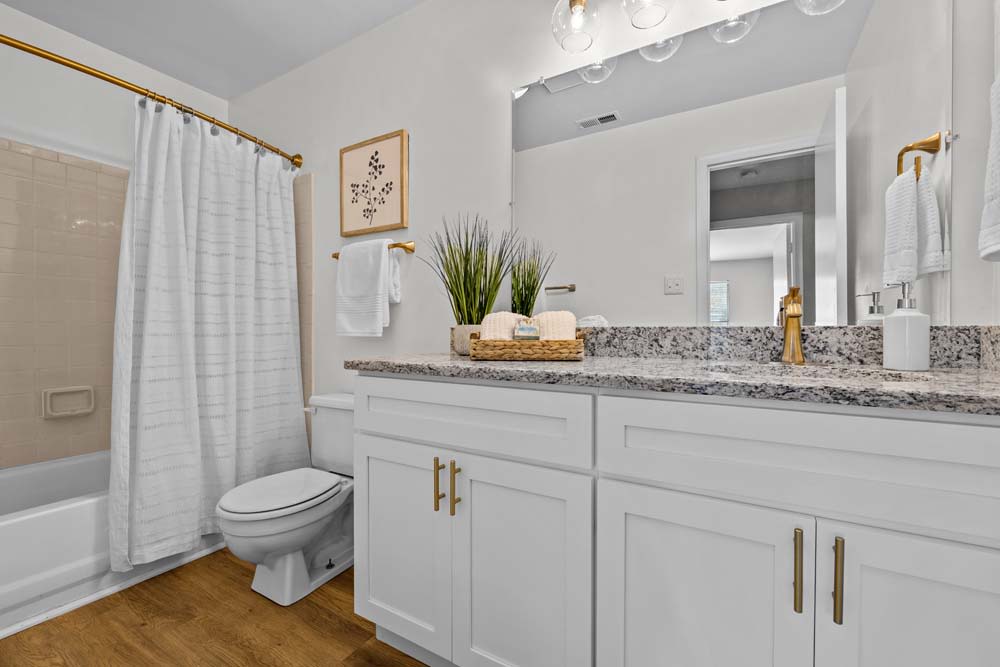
<box><xmin>0</xmin><ymin>452</ymin><xmax>222</xmax><ymax>638</ymax></box>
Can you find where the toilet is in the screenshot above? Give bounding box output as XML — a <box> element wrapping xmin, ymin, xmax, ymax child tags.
<box><xmin>217</xmin><ymin>393</ymin><xmax>355</xmax><ymax>606</ymax></box>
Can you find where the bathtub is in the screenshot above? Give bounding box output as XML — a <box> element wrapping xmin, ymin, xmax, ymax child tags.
<box><xmin>0</xmin><ymin>452</ymin><xmax>222</xmax><ymax>638</ymax></box>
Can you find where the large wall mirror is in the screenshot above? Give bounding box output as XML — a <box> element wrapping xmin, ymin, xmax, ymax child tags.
<box><xmin>512</xmin><ymin>0</ymin><xmax>954</xmax><ymax>326</ymax></box>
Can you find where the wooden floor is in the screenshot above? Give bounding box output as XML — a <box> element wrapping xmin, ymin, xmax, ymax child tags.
<box><xmin>0</xmin><ymin>550</ymin><xmax>426</xmax><ymax>667</ymax></box>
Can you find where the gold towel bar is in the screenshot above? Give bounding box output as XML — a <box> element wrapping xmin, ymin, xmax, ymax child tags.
<box><xmin>897</xmin><ymin>132</ymin><xmax>942</xmax><ymax>180</ymax></box>
<box><xmin>331</xmin><ymin>241</ymin><xmax>415</xmax><ymax>260</ymax></box>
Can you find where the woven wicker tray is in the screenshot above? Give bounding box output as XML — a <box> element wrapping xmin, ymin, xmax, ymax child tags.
<box><xmin>469</xmin><ymin>332</ymin><xmax>585</xmax><ymax>361</ymax></box>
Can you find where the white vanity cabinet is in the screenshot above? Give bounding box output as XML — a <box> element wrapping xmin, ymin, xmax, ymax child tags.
<box><xmin>814</xmin><ymin>520</ymin><xmax>1000</xmax><ymax>667</ymax></box>
<box><xmin>354</xmin><ymin>375</ymin><xmax>1000</xmax><ymax>667</ymax></box>
<box><xmin>596</xmin><ymin>479</ymin><xmax>816</xmax><ymax>667</ymax></box>
<box><xmin>353</xmin><ymin>378</ymin><xmax>594</xmax><ymax>667</ymax></box>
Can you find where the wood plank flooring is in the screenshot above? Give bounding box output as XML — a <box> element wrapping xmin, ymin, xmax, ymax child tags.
<box><xmin>0</xmin><ymin>550</ymin><xmax>427</xmax><ymax>667</ymax></box>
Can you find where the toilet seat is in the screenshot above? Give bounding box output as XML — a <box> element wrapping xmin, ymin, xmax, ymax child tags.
<box><xmin>217</xmin><ymin>468</ymin><xmax>343</xmax><ymax>521</ymax></box>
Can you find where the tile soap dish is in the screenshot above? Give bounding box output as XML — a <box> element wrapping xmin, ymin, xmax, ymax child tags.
<box><xmin>468</xmin><ymin>331</ymin><xmax>585</xmax><ymax>361</ymax></box>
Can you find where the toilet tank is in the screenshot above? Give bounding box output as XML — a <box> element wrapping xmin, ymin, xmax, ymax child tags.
<box><xmin>309</xmin><ymin>393</ymin><xmax>355</xmax><ymax>476</ymax></box>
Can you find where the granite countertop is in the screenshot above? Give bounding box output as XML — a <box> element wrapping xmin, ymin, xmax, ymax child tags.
<box><xmin>345</xmin><ymin>354</ymin><xmax>1000</xmax><ymax>417</ymax></box>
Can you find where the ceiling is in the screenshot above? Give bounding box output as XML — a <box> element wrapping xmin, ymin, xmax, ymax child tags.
<box><xmin>710</xmin><ymin>224</ymin><xmax>788</xmax><ymax>263</ymax></box>
<box><xmin>711</xmin><ymin>154</ymin><xmax>815</xmax><ymax>191</ymax></box>
<box><xmin>1</xmin><ymin>0</ymin><xmax>427</xmax><ymax>99</ymax></box>
<box><xmin>514</xmin><ymin>0</ymin><xmax>874</xmax><ymax>151</ymax></box>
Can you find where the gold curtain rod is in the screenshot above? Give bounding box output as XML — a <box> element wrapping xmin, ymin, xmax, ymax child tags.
<box><xmin>0</xmin><ymin>32</ymin><xmax>303</xmax><ymax>168</ymax></box>
<box><xmin>331</xmin><ymin>241</ymin><xmax>415</xmax><ymax>260</ymax></box>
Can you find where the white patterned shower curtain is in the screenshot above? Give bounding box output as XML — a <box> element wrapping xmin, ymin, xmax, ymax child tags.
<box><xmin>109</xmin><ymin>98</ymin><xmax>309</xmax><ymax>571</ymax></box>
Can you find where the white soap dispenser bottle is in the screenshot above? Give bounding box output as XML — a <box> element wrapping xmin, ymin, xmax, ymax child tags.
<box><xmin>882</xmin><ymin>282</ymin><xmax>930</xmax><ymax>371</ymax></box>
<box><xmin>856</xmin><ymin>290</ymin><xmax>885</xmax><ymax>326</ymax></box>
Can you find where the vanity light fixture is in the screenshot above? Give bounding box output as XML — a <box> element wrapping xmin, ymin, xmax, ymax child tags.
<box><xmin>639</xmin><ymin>34</ymin><xmax>683</xmax><ymax>63</ymax></box>
<box><xmin>578</xmin><ymin>57</ymin><xmax>618</xmax><ymax>84</ymax></box>
<box><xmin>552</xmin><ymin>0</ymin><xmax>601</xmax><ymax>53</ymax></box>
<box><xmin>707</xmin><ymin>11</ymin><xmax>760</xmax><ymax>45</ymax></box>
<box><xmin>794</xmin><ymin>0</ymin><xmax>847</xmax><ymax>16</ymax></box>
<box><xmin>621</xmin><ymin>0</ymin><xmax>675</xmax><ymax>30</ymax></box>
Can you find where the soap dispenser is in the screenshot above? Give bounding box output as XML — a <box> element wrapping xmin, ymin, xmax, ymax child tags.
<box><xmin>856</xmin><ymin>291</ymin><xmax>885</xmax><ymax>326</ymax></box>
<box><xmin>883</xmin><ymin>282</ymin><xmax>929</xmax><ymax>371</ymax></box>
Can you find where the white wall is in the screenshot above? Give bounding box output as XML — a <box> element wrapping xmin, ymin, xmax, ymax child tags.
<box><xmin>0</xmin><ymin>4</ymin><xmax>228</xmax><ymax>167</ymax></box>
<box><xmin>228</xmin><ymin>0</ymin><xmax>787</xmax><ymax>392</ymax></box>
<box><xmin>710</xmin><ymin>259</ymin><xmax>775</xmax><ymax>326</ymax></box>
<box><xmin>514</xmin><ymin>76</ymin><xmax>841</xmax><ymax>325</ymax></box>
<box><xmin>846</xmin><ymin>0</ymin><xmax>997</xmax><ymax>325</ymax></box>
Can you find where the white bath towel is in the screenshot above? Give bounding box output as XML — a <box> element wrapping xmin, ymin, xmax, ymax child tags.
<box><xmin>883</xmin><ymin>168</ymin><xmax>919</xmax><ymax>286</ymax></box>
<box><xmin>916</xmin><ymin>170</ymin><xmax>949</xmax><ymax>274</ymax></box>
<box><xmin>335</xmin><ymin>239</ymin><xmax>400</xmax><ymax>336</ymax></box>
<box><xmin>981</xmin><ymin>80</ymin><xmax>1000</xmax><ymax>261</ymax></box>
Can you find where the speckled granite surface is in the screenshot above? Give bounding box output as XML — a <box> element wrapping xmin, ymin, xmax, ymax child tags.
<box><xmin>345</xmin><ymin>355</ymin><xmax>1000</xmax><ymax>416</ymax></box>
<box><xmin>583</xmin><ymin>326</ymin><xmax>986</xmax><ymax>368</ymax></box>
<box><xmin>983</xmin><ymin>327</ymin><xmax>1000</xmax><ymax>371</ymax></box>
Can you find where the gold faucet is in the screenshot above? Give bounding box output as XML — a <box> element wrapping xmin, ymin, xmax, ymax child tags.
<box><xmin>782</xmin><ymin>287</ymin><xmax>805</xmax><ymax>365</ymax></box>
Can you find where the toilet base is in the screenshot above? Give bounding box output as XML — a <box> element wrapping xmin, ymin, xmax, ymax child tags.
<box><xmin>251</xmin><ymin>543</ymin><xmax>354</xmax><ymax>606</ymax></box>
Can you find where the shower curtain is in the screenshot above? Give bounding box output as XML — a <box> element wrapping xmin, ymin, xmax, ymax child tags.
<box><xmin>109</xmin><ymin>98</ymin><xmax>310</xmax><ymax>571</ymax></box>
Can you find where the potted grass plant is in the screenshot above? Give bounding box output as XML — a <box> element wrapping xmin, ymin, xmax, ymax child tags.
<box><xmin>424</xmin><ymin>214</ymin><xmax>518</xmax><ymax>355</ymax></box>
<box><xmin>511</xmin><ymin>240</ymin><xmax>556</xmax><ymax>318</ymax></box>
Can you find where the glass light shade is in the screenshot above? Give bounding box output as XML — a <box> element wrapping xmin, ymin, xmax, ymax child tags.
<box><xmin>707</xmin><ymin>11</ymin><xmax>760</xmax><ymax>45</ymax></box>
<box><xmin>578</xmin><ymin>57</ymin><xmax>618</xmax><ymax>84</ymax></box>
<box><xmin>552</xmin><ymin>0</ymin><xmax>601</xmax><ymax>54</ymax></box>
<box><xmin>621</xmin><ymin>0</ymin><xmax>674</xmax><ymax>30</ymax></box>
<box><xmin>639</xmin><ymin>34</ymin><xmax>683</xmax><ymax>63</ymax></box>
<box><xmin>794</xmin><ymin>0</ymin><xmax>846</xmax><ymax>16</ymax></box>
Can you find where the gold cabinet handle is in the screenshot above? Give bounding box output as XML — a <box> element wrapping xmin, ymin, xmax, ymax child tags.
<box><xmin>433</xmin><ymin>457</ymin><xmax>446</xmax><ymax>512</ymax></box>
<box><xmin>449</xmin><ymin>460</ymin><xmax>462</xmax><ymax>516</ymax></box>
<box><xmin>832</xmin><ymin>536</ymin><xmax>845</xmax><ymax>625</ymax></box>
<box><xmin>793</xmin><ymin>528</ymin><xmax>804</xmax><ymax>614</ymax></box>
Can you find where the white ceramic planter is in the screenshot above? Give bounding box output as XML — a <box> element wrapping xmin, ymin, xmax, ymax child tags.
<box><xmin>450</xmin><ymin>325</ymin><xmax>482</xmax><ymax>356</ymax></box>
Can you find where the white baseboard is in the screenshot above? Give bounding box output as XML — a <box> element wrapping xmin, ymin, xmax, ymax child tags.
<box><xmin>0</xmin><ymin>540</ymin><xmax>224</xmax><ymax>640</ymax></box>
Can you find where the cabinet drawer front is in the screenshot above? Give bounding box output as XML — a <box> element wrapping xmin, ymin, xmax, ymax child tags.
<box><xmin>356</xmin><ymin>377</ymin><xmax>593</xmax><ymax>468</ymax></box>
<box><xmin>598</xmin><ymin>396</ymin><xmax>1000</xmax><ymax>548</ymax></box>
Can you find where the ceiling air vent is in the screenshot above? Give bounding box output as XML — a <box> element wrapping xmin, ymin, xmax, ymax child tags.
<box><xmin>576</xmin><ymin>111</ymin><xmax>621</xmax><ymax>130</ymax></box>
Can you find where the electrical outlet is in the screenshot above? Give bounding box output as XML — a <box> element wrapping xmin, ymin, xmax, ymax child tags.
<box><xmin>664</xmin><ymin>276</ymin><xmax>684</xmax><ymax>295</ymax></box>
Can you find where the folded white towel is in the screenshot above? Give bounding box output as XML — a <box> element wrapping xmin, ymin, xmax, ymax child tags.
<box><xmin>335</xmin><ymin>239</ymin><xmax>400</xmax><ymax>336</ymax></box>
<box><xmin>534</xmin><ymin>311</ymin><xmax>577</xmax><ymax>340</ymax></box>
<box><xmin>981</xmin><ymin>79</ymin><xmax>1000</xmax><ymax>261</ymax></box>
<box><xmin>480</xmin><ymin>312</ymin><xmax>527</xmax><ymax>340</ymax></box>
<box><xmin>883</xmin><ymin>168</ymin><xmax>919</xmax><ymax>286</ymax></box>
<box><xmin>916</xmin><ymin>170</ymin><xmax>949</xmax><ymax>274</ymax></box>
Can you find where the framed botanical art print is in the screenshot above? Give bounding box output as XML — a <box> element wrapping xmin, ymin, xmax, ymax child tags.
<box><xmin>340</xmin><ymin>129</ymin><xmax>409</xmax><ymax>237</ymax></box>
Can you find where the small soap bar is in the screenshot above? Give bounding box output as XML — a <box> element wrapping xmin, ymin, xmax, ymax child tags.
<box><xmin>513</xmin><ymin>323</ymin><xmax>540</xmax><ymax>340</ymax></box>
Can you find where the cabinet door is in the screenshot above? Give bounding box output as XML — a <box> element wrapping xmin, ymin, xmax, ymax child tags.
<box><xmin>451</xmin><ymin>452</ymin><xmax>593</xmax><ymax>667</ymax></box>
<box><xmin>816</xmin><ymin>520</ymin><xmax>1000</xmax><ymax>667</ymax></box>
<box><xmin>596</xmin><ymin>479</ymin><xmax>815</xmax><ymax>667</ymax></box>
<box><xmin>354</xmin><ymin>434</ymin><xmax>453</xmax><ymax>659</ymax></box>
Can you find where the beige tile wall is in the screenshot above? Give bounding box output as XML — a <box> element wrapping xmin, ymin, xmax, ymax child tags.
<box><xmin>0</xmin><ymin>138</ymin><xmax>127</xmax><ymax>469</ymax></box>
<box><xmin>293</xmin><ymin>173</ymin><xmax>314</xmax><ymax>445</ymax></box>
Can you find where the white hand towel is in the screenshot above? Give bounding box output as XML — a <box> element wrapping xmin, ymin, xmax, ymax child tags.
<box><xmin>480</xmin><ymin>312</ymin><xmax>527</xmax><ymax>340</ymax></box>
<box><xmin>916</xmin><ymin>171</ymin><xmax>949</xmax><ymax>274</ymax></box>
<box><xmin>883</xmin><ymin>168</ymin><xmax>919</xmax><ymax>286</ymax></box>
<box><xmin>534</xmin><ymin>311</ymin><xmax>577</xmax><ymax>340</ymax></box>
<box><xmin>335</xmin><ymin>239</ymin><xmax>400</xmax><ymax>336</ymax></box>
<box><xmin>981</xmin><ymin>79</ymin><xmax>1000</xmax><ymax>261</ymax></box>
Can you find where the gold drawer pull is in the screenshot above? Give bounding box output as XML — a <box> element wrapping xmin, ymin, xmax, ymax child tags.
<box><xmin>793</xmin><ymin>528</ymin><xmax>804</xmax><ymax>614</ymax></box>
<box><xmin>433</xmin><ymin>457</ymin><xmax>446</xmax><ymax>511</ymax></box>
<box><xmin>449</xmin><ymin>460</ymin><xmax>462</xmax><ymax>516</ymax></box>
<box><xmin>833</xmin><ymin>536</ymin><xmax>845</xmax><ymax>625</ymax></box>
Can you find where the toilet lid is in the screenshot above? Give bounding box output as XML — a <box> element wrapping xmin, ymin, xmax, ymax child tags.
<box><xmin>218</xmin><ymin>468</ymin><xmax>342</xmax><ymax>515</ymax></box>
